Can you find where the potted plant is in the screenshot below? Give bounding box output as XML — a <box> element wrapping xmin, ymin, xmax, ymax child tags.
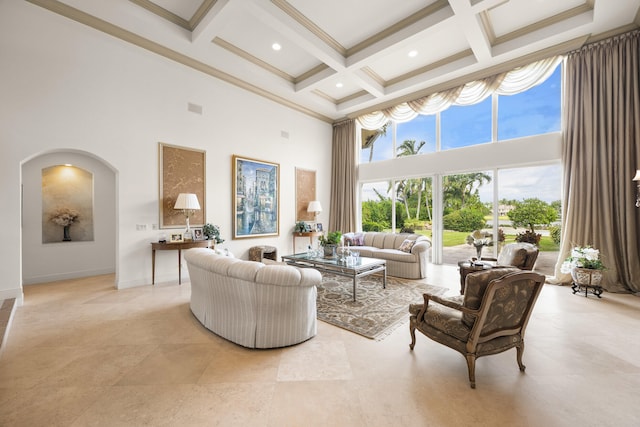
<box><xmin>560</xmin><ymin>245</ymin><xmax>606</xmax><ymax>286</ymax></box>
<box><xmin>319</xmin><ymin>231</ymin><xmax>342</xmax><ymax>257</ymax></box>
<box><xmin>202</xmin><ymin>223</ymin><xmax>224</xmax><ymax>244</ymax></box>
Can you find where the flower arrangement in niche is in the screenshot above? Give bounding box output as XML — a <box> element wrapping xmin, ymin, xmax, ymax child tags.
<box><xmin>50</xmin><ymin>208</ymin><xmax>79</xmax><ymax>227</ymax></box>
<box><xmin>466</xmin><ymin>229</ymin><xmax>493</xmax><ymax>260</ymax></box>
<box><xmin>560</xmin><ymin>246</ymin><xmax>606</xmax><ymax>273</ymax></box>
<box><xmin>50</xmin><ymin>208</ymin><xmax>79</xmax><ymax>241</ymax></box>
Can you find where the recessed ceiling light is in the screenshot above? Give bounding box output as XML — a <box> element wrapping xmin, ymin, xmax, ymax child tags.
<box><xmin>272</xmin><ymin>43</ymin><xmax>281</xmax><ymax>51</ymax></box>
<box><xmin>408</xmin><ymin>50</ymin><xmax>418</xmax><ymax>58</ymax></box>
<box><xmin>336</xmin><ymin>82</ymin><xmax>344</xmax><ymax>88</ymax></box>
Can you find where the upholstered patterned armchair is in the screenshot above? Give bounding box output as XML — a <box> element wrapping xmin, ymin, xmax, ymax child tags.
<box><xmin>409</xmin><ymin>268</ymin><xmax>545</xmax><ymax>388</ymax></box>
<box><xmin>476</xmin><ymin>242</ymin><xmax>539</xmax><ymax>270</ymax></box>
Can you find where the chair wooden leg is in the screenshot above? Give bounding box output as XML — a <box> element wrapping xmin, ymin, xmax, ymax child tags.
<box><xmin>516</xmin><ymin>342</ymin><xmax>526</xmax><ymax>372</ymax></box>
<box><xmin>409</xmin><ymin>321</ymin><xmax>417</xmax><ymax>350</ymax></box>
<box><xmin>465</xmin><ymin>354</ymin><xmax>477</xmax><ymax>389</ymax></box>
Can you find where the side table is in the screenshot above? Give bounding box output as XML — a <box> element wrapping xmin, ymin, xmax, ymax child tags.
<box><xmin>458</xmin><ymin>261</ymin><xmax>492</xmax><ymax>294</ymax></box>
<box><xmin>151</xmin><ymin>240</ymin><xmax>213</xmax><ymax>285</ymax></box>
<box><xmin>249</xmin><ymin>245</ymin><xmax>278</xmax><ymax>262</ymax></box>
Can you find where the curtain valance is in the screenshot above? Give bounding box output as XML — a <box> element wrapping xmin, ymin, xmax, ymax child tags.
<box><xmin>357</xmin><ymin>56</ymin><xmax>563</xmax><ymax>130</ymax></box>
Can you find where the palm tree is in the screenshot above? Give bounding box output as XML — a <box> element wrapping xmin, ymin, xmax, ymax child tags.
<box><xmin>443</xmin><ymin>173</ymin><xmax>491</xmax><ymax>212</ymax></box>
<box><xmin>396</xmin><ymin>140</ymin><xmax>429</xmax><ymax>220</ymax></box>
<box><xmin>361</xmin><ymin>122</ymin><xmax>389</xmax><ymax>163</ymax></box>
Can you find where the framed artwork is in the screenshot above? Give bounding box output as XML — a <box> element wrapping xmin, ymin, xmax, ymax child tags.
<box><xmin>295</xmin><ymin>168</ymin><xmax>316</xmax><ymax>222</ymax></box>
<box><xmin>233</xmin><ymin>155</ymin><xmax>279</xmax><ymax>239</ymax></box>
<box><xmin>316</xmin><ymin>223</ymin><xmax>323</xmax><ymax>232</ymax></box>
<box><xmin>193</xmin><ymin>228</ymin><xmax>203</xmax><ymax>240</ymax></box>
<box><xmin>169</xmin><ymin>232</ymin><xmax>184</xmax><ymax>243</ymax></box>
<box><xmin>159</xmin><ymin>142</ymin><xmax>206</xmax><ymax>229</ymax></box>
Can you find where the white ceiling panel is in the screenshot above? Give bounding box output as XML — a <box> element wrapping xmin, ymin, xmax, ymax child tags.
<box><xmin>488</xmin><ymin>0</ymin><xmax>587</xmax><ymax>37</ymax></box>
<box><xmin>286</xmin><ymin>0</ymin><xmax>431</xmax><ymax>49</ymax></box>
<box><xmin>30</xmin><ymin>0</ymin><xmax>640</xmax><ymax>122</ymax></box>
<box><xmin>216</xmin><ymin>7</ymin><xmax>322</xmax><ymax>78</ymax></box>
<box><xmin>367</xmin><ymin>25</ymin><xmax>471</xmax><ymax>82</ymax></box>
<box><xmin>313</xmin><ymin>75</ymin><xmax>363</xmax><ymax>101</ymax></box>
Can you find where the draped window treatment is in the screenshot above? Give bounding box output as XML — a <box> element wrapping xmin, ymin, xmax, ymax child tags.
<box><xmin>554</xmin><ymin>30</ymin><xmax>640</xmax><ymax>293</ymax></box>
<box><xmin>357</xmin><ymin>56</ymin><xmax>563</xmax><ymax>130</ymax></box>
<box><xmin>329</xmin><ymin>119</ymin><xmax>357</xmax><ymax>233</ymax></box>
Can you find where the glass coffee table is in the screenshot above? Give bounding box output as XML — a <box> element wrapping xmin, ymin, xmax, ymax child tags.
<box><xmin>281</xmin><ymin>253</ymin><xmax>386</xmax><ymax>301</ymax></box>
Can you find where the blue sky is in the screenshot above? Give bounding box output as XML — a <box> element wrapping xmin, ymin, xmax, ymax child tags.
<box><xmin>361</xmin><ymin>65</ymin><xmax>562</xmax><ymax>204</ymax></box>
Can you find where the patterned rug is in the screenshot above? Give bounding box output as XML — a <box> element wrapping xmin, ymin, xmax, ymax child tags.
<box><xmin>316</xmin><ymin>273</ymin><xmax>449</xmax><ymax>340</ymax></box>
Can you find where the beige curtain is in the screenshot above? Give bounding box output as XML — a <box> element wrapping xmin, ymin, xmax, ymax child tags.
<box><xmin>329</xmin><ymin>119</ymin><xmax>357</xmax><ymax>233</ymax></box>
<box><xmin>555</xmin><ymin>30</ymin><xmax>640</xmax><ymax>293</ymax></box>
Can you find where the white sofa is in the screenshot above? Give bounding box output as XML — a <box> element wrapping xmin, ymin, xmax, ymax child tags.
<box><xmin>342</xmin><ymin>232</ymin><xmax>431</xmax><ymax>279</ymax></box>
<box><xmin>185</xmin><ymin>248</ymin><xmax>321</xmax><ymax>348</ymax></box>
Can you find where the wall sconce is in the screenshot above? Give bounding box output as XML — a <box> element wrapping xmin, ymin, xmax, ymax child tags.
<box><xmin>174</xmin><ymin>193</ymin><xmax>200</xmax><ymax>240</ymax></box>
<box><xmin>307</xmin><ymin>200</ymin><xmax>322</xmax><ymax>222</ymax></box>
<box><xmin>634</xmin><ymin>170</ymin><xmax>640</xmax><ymax>208</ymax></box>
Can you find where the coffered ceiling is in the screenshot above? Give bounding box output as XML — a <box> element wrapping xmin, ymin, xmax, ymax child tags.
<box><xmin>27</xmin><ymin>0</ymin><xmax>640</xmax><ymax>123</ymax></box>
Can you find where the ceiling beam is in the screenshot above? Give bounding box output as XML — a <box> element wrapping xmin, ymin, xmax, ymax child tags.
<box><xmin>191</xmin><ymin>0</ymin><xmax>235</xmax><ymax>44</ymax></box>
<box><xmin>448</xmin><ymin>0</ymin><xmax>493</xmax><ymax>62</ymax></box>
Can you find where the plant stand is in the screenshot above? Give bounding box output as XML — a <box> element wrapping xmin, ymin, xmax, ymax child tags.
<box><xmin>570</xmin><ymin>267</ymin><xmax>604</xmax><ymax>298</ymax></box>
<box><xmin>571</xmin><ymin>282</ymin><xmax>603</xmax><ymax>298</ymax></box>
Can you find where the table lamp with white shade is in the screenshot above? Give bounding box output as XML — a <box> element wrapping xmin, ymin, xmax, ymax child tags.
<box><xmin>307</xmin><ymin>200</ymin><xmax>322</xmax><ymax>223</ymax></box>
<box><xmin>174</xmin><ymin>193</ymin><xmax>200</xmax><ymax>240</ymax></box>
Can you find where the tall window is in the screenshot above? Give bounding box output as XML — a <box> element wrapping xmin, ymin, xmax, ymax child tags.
<box><xmin>441</xmin><ymin>98</ymin><xmax>492</xmax><ymax>150</ymax></box>
<box><xmin>361</xmin><ymin>181</ymin><xmax>393</xmax><ymax>231</ymax></box>
<box><xmin>360</xmin><ymin>123</ymin><xmax>393</xmax><ymax>163</ymax></box>
<box><xmin>396</xmin><ymin>115</ymin><xmax>436</xmax><ymax>155</ymax></box>
<box><xmin>357</xmin><ymin>62</ymin><xmax>562</xmax><ymax>274</ymax></box>
<box><xmin>497</xmin><ymin>66</ymin><xmax>562</xmax><ymax>140</ymax></box>
<box><xmin>441</xmin><ymin>171</ymin><xmax>494</xmax><ymax>264</ymax></box>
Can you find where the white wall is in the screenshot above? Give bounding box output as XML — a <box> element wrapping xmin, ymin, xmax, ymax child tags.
<box><xmin>0</xmin><ymin>0</ymin><xmax>332</xmax><ymax>300</ymax></box>
<box><xmin>22</xmin><ymin>151</ymin><xmax>117</xmax><ymax>284</ymax></box>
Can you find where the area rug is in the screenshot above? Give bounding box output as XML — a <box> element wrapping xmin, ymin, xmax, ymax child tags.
<box><xmin>316</xmin><ymin>273</ymin><xmax>449</xmax><ymax>340</ymax></box>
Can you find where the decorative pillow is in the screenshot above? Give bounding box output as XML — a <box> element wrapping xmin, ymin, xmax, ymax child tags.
<box><xmin>352</xmin><ymin>233</ymin><xmax>365</xmax><ymax>246</ymax></box>
<box><xmin>398</xmin><ymin>239</ymin><xmax>415</xmax><ymax>253</ymax></box>
<box><xmin>345</xmin><ymin>233</ymin><xmax>365</xmax><ymax>246</ymax></box>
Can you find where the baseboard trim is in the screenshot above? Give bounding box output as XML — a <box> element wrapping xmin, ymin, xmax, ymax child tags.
<box><xmin>22</xmin><ymin>268</ymin><xmax>116</xmax><ymax>285</ymax></box>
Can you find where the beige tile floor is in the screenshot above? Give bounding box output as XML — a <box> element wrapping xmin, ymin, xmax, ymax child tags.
<box><xmin>1</xmin><ymin>265</ymin><xmax>639</xmax><ymax>426</ymax></box>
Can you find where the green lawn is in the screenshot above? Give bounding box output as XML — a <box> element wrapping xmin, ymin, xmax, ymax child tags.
<box><xmin>412</xmin><ymin>229</ymin><xmax>559</xmax><ymax>251</ymax></box>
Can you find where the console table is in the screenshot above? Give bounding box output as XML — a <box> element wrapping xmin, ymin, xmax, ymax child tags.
<box><xmin>151</xmin><ymin>240</ymin><xmax>213</xmax><ymax>285</ymax></box>
<box><xmin>292</xmin><ymin>231</ymin><xmax>322</xmax><ymax>252</ymax></box>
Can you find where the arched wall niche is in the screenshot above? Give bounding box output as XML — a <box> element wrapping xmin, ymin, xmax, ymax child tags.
<box><xmin>21</xmin><ymin>149</ymin><xmax>118</xmax><ymax>285</ymax></box>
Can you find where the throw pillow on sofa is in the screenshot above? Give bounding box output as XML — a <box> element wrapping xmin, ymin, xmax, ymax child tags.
<box><xmin>398</xmin><ymin>239</ymin><xmax>415</xmax><ymax>252</ymax></box>
<box><xmin>345</xmin><ymin>232</ymin><xmax>365</xmax><ymax>246</ymax></box>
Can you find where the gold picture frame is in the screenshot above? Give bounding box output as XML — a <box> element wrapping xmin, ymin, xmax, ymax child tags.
<box><xmin>232</xmin><ymin>155</ymin><xmax>279</xmax><ymax>239</ymax></box>
<box><xmin>169</xmin><ymin>232</ymin><xmax>184</xmax><ymax>243</ymax></box>
<box><xmin>159</xmin><ymin>143</ymin><xmax>206</xmax><ymax>229</ymax></box>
